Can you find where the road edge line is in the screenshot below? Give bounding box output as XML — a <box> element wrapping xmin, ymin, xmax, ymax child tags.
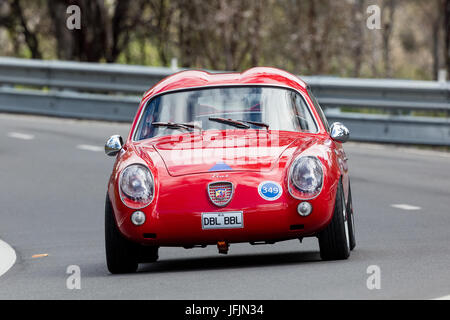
<box><xmin>0</xmin><ymin>239</ymin><xmax>16</xmax><ymax>277</ymax></box>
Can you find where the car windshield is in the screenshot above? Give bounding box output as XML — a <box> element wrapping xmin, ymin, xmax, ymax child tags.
<box><xmin>134</xmin><ymin>86</ymin><xmax>318</xmax><ymax>140</ymax></box>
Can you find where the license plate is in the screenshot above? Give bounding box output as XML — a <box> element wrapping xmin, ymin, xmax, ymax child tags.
<box><xmin>201</xmin><ymin>211</ymin><xmax>243</xmax><ymax>230</ymax></box>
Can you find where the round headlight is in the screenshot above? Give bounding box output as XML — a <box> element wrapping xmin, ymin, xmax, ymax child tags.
<box><xmin>119</xmin><ymin>164</ymin><xmax>154</xmax><ymax>208</ymax></box>
<box><xmin>289</xmin><ymin>156</ymin><xmax>323</xmax><ymax>198</ymax></box>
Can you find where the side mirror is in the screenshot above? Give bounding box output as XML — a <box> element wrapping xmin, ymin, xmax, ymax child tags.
<box><xmin>330</xmin><ymin>122</ymin><xmax>350</xmax><ymax>143</ymax></box>
<box><xmin>105</xmin><ymin>135</ymin><xmax>123</xmax><ymax>156</ymax></box>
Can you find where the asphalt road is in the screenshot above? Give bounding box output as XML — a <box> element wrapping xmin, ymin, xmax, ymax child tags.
<box><xmin>0</xmin><ymin>113</ymin><xmax>449</xmax><ymax>300</ymax></box>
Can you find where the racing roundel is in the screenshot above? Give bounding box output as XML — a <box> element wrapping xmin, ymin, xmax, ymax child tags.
<box><xmin>258</xmin><ymin>181</ymin><xmax>283</xmax><ymax>201</ymax></box>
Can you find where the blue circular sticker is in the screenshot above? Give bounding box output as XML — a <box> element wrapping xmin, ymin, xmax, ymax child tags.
<box><xmin>258</xmin><ymin>181</ymin><xmax>283</xmax><ymax>201</ymax></box>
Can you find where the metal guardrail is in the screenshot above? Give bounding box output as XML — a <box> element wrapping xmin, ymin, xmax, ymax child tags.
<box><xmin>0</xmin><ymin>57</ymin><xmax>449</xmax><ymax>145</ymax></box>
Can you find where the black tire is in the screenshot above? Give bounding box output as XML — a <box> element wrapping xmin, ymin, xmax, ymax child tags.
<box><xmin>105</xmin><ymin>194</ymin><xmax>139</xmax><ymax>274</ymax></box>
<box><xmin>347</xmin><ymin>181</ymin><xmax>356</xmax><ymax>251</ymax></box>
<box><xmin>318</xmin><ymin>180</ymin><xmax>350</xmax><ymax>260</ymax></box>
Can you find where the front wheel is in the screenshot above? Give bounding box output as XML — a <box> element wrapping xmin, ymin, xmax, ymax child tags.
<box><xmin>347</xmin><ymin>181</ymin><xmax>356</xmax><ymax>251</ymax></box>
<box><xmin>105</xmin><ymin>194</ymin><xmax>139</xmax><ymax>274</ymax></box>
<box><xmin>318</xmin><ymin>180</ymin><xmax>350</xmax><ymax>260</ymax></box>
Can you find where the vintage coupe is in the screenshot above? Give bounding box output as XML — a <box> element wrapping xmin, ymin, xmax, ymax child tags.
<box><xmin>104</xmin><ymin>67</ymin><xmax>355</xmax><ymax>273</ymax></box>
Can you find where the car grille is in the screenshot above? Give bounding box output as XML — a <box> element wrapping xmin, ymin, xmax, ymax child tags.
<box><xmin>208</xmin><ymin>182</ymin><xmax>233</xmax><ymax>207</ymax></box>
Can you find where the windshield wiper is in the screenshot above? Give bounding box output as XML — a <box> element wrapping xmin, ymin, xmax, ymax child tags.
<box><xmin>209</xmin><ymin>117</ymin><xmax>269</xmax><ymax>130</ymax></box>
<box><xmin>177</xmin><ymin>122</ymin><xmax>203</xmax><ymax>131</ymax></box>
<box><xmin>208</xmin><ymin>117</ymin><xmax>250</xmax><ymax>129</ymax></box>
<box><xmin>239</xmin><ymin>120</ymin><xmax>269</xmax><ymax>130</ymax></box>
<box><xmin>152</xmin><ymin>122</ymin><xmax>201</xmax><ymax>132</ymax></box>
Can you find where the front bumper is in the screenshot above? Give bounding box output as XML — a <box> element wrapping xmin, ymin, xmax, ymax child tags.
<box><xmin>109</xmin><ymin>172</ymin><xmax>337</xmax><ymax>246</ymax></box>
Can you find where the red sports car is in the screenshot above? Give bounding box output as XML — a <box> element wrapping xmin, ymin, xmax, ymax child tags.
<box><xmin>104</xmin><ymin>67</ymin><xmax>355</xmax><ymax>273</ymax></box>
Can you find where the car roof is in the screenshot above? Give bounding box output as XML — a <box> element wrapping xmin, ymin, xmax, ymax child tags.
<box><xmin>143</xmin><ymin>67</ymin><xmax>308</xmax><ymax>99</ymax></box>
<box><xmin>130</xmin><ymin>67</ymin><xmax>326</xmax><ymax>142</ymax></box>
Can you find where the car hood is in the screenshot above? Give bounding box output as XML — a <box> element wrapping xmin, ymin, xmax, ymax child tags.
<box><xmin>137</xmin><ymin>130</ymin><xmax>318</xmax><ymax>177</ymax></box>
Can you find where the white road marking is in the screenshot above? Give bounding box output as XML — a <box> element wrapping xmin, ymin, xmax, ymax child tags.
<box><xmin>0</xmin><ymin>239</ymin><xmax>16</xmax><ymax>277</ymax></box>
<box><xmin>76</xmin><ymin>144</ymin><xmax>103</xmax><ymax>152</ymax></box>
<box><xmin>7</xmin><ymin>132</ymin><xmax>35</xmax><ymax>140</ymax></box>
<box><xmin>391</xmin><ymin>204</ymin><xmax>421</xmax><ymax>211</ymax></box>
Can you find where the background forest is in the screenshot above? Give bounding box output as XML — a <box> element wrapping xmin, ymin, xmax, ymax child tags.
<box><xmin>0</xmin><ymin>0</ymin><xmax>449</xmax><ymax>80</ymax></box>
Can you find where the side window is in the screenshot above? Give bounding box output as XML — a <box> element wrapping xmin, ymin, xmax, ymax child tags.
<box><xmin>292</xmin><ymin>92</ymin><xmax>318</xmax><ymax>133</ymax></box>
<box><xmin>308</xmin><ymin>88</ymin><xmax>330</xmax><ymax>133</ymax></box>
<box><xmin>135</xmin><ymin>98</ymin><xmax>159</xmax><ymax>140</ymax></box>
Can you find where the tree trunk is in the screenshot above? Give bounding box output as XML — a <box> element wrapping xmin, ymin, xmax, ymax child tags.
<box><xmin>11</xmin><ymin>0</ymin><xmax>42</xmax><ymax>59</ymax></box>
<box><xmin>352</xmin><ymin>0</ymin><xmax>365</xmax><ymax>77</ymax></box>
<box><xmin>48</xmin><ymin>0</ymin><xmax>74</xmax><ymax>60</ymax></box>
<box><xmin>432</xmin><ymin>12</ymin><xmax>441</xmax><ymax>80</ymax></box>
<box><xmin>382</xmin><ymin>0</ymin><xmax>397</xmax><ymax>78</ymax></box>
<box><xmin>445</xmin><ymin>0</ymin><xmax>450</xmax><ymax>77</ymax></box>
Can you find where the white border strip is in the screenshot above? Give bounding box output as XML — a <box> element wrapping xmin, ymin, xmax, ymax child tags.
<box><xmin>433</xmin><ymin>295</ymin><xmax>450</xmax><ymax>300</ymax></box>
<box><xmin>0</xmin><ymin>239</ymin><xmax>16</xmax><ymax>277</ymax></box>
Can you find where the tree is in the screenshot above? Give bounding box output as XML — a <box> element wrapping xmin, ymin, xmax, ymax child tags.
<box><xmin>350</xmin><ymin>0</ymin><xmax>366</xmax><ymax>77</ymax></box>
<box><xmin>381</xmin><ymin>0</ymin><xmax>397</xmax><ymax>78</ymax></box>
<box><xmin>47</xmin><ymin>0</ymin><xmax>149</xmax><ymax>62</ymax></box>
<box><xmin>147</xmin><ymin>0</ymin><xmax>176</xmax><ymax>66</ymax></box>
<box><xmin>0</xmin><ymin>0</ymin><xmax>447</xmax><ymax>80</ymax></box>
<box><xmin>176</xmin><ymin>0</ymin><xmax>264</xmax><ymax>70</ymax></box>
<box><xmin>445</xmin><ymin>0</ymin><xmax>450</xmax><ymax>77</ymax></box>
<box><xmin>0</xmin><ymin>0</ymin><xmax>44</xmax><ymax>59</ymax></box>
